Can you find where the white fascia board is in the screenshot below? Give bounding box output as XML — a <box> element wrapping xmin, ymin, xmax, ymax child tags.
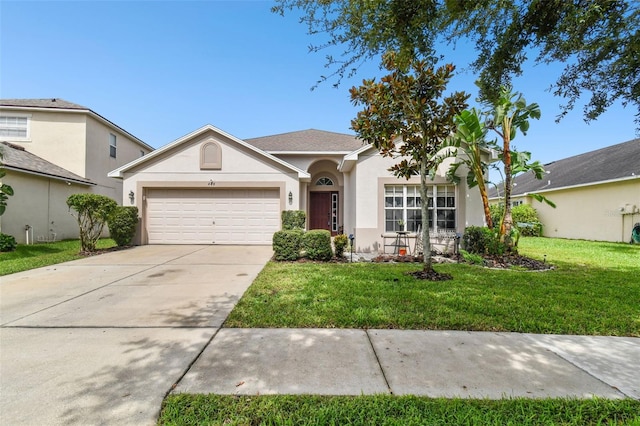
<box><xmin>4</xmin><ymin>166</ymin><xmax>95</xmax><ymax>186</ymax></box>
<box><xmin>108</xmin><ymin>124</ymin><xmax>311</xmax><ymax>180</ymax></box>
<box><xmin>266</xmin><ymin>151</ymin><xmax>352</xmax><ymax>155</ymax></box>
<box><xmin>489</xmin><ymin>174</ymin><xmax>640</xmax><ymax>200</ymax></box>
<box><xmin>338</xmin><ymin>143</ymin><xmax>375</xmax><ymax>172</ymax></box>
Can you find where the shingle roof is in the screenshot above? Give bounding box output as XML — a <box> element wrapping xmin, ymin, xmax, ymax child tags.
<box><xmin>488</xmin><ymin>138</ymin><xmax>640</xmax><ymax>198</ymax></box>
<box><xmin>0</xmin><ymin>142</ymin><xmax>94</xmax><ymax>185</ymax></box>
<box><xmin>245</xmin><ymin>129</ymin><xmax>364</xmax><ymax>152</ymax></box>
<box><xmin>0</xmin><ymin>98</ymin><xmax>88</xmax><ymax>110</ymax></box>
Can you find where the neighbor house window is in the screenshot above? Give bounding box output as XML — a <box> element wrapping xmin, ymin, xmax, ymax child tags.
<box><xmin>384</xmin><ymin>184</ymin><xmax>456</xmax><ymax>233</ymax></box>
<box><xmin>0</xmin><ymin>115</ymin><xmax>30</xmax><ymax>139</ymax></box>
<box><xmin>109</xmin><ymin>133</ymin><xmax>117</xmax><ymax>158</ymax></box>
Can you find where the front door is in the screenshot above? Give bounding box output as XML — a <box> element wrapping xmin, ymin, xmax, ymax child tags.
<box><xmin>309</xmin><ymin>191</ymin><xmax>338</xmax><ymax>234</ymax></box>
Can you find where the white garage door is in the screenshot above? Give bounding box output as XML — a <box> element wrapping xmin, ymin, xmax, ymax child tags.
<box><xmin>146</xmin><ymin>188</ymin><xmax>280</xmax><ymax>245</ymax></box>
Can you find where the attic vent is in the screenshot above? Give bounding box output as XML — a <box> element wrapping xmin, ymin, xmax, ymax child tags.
<box><xmin>200</xmin><ymin>140</ymin><xmax>222</xmax><ymax>170</ymax></box>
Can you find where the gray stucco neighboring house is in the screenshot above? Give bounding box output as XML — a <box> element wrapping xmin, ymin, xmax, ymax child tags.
<box><xmin>0</xmin><ymin>142</ymin><xmax>94</xmax><ymax>242</ymax></box>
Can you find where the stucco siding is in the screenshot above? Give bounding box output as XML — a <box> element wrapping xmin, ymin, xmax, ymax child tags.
<box><xmin>535</xmin><ymin>179</ymin><xmax>640</xmax><ymax>242</ymax></box>
<box><xmin>85</xmin><ymin>116</ymin><xmax>151</xmax><ymax>203</ymax></box>
<box><xmin>0</xmin><ymin>171</ymin><xmax>85</xmax><ymax>243</ymax></box>
<box><xmin>10</xmin><ymin>111</ymin><xmax>87</xmax><ymax>177</ymax></box>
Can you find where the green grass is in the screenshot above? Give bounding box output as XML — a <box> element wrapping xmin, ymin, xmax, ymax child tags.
<box><xmin>159</xmin><ymin>395</ymin><xmax>640</xmax><ymax>425</ymax></box>
<box><xmin>0</xmin><ymin>239</ymin><xmax>117</xmax><ymax>276</ymax></box>
<box><xmin>225</xmin><ymin>238</ymin><xmax>640</xmax><ymax>336</ymax></box>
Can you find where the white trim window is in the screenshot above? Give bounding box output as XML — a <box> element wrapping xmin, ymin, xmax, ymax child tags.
<box><xmin>0</xmin><ymin>114</ymin><xmax>30</xmax><ymax>140</ymax></box>
<box><xmin>384</xmin><ymin>184</ymin><xmax>456</xmax><ymax>232</ymax></box>
<box><xmin>109</xmin><ymin>133</ymin><xmax>117</xmax><ymax>158</ymax></box>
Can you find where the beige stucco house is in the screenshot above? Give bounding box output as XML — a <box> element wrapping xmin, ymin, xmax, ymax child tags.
<box><xmin>0</xmin><ymin>99</ymin><xmax>153</xmax><ymax>243</ymax></box>
<box><xmin>488</xmin><ymin>138</ymin><xmax>640</xmax><ymax>243</ymax></box>
<box><xmin>109</xmin><ymin>125</ymin><xmax>487</xmax><ymax>253</ymax></box>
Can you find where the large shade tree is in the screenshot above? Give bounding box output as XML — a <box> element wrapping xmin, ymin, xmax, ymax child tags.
<box><xmin>274</xmin><ymin>0</ymin><xmax>639</xmax><ymax>127</ymax></box>
<box><xmin>350</xmin><ymin>52</ymin><xmax>468</xmax><ymax>279</ymax></box>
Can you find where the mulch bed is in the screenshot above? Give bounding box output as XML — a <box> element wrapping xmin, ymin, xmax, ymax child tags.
<box><xmin>79</xmin><ymin>245</ymin><xmax>132</xmax><ymax>257</ymax></box>
<box><xmin>372</xmin><ymin>252</ymin><xmax>553</xmax><ymax>273</ymax></box>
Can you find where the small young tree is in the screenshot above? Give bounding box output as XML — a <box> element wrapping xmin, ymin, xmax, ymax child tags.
<box><xmin>485</xmin><ymin>87</ymin><xmax>540</xmax><ymax>244</ymax></box>
<box><xmin>0</xmin><ymin>148</ymin><xmax>14</xmax><ymax>217</ymax></box>
<box><xmin>447</xmin><ymin>108</ymin><xmax>493</xmax><ymax>229</ymax></box>
<box><xmin>67</xmin><ymin>193</ymin><xmax>117</xmax><ymax>252</ymax></box>
<box><xmin>350</xmin><ymin>52</ymin><xmax>468</xmax><ymax>279</ymax></box>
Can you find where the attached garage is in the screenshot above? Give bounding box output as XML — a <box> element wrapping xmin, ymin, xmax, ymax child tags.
<box><xmin>108</xmin><ymin>125</ymin><xmax>310</xmax><ymax>246</ymax></box>
<box><xmin>146</xmin><ymin>188</ymin><xmax>280</xmax><ymax>245</ymax></box>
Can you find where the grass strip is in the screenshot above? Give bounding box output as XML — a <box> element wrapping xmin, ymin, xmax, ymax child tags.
<box><xmin>0</xmin><ymin>239</ymin><xmax>116</xmax><ymax>276</ymax></box>
<box><xmin>159</xmin><ymin>394</ymin><xmax>640</xmax><ymax>425</ymax></box>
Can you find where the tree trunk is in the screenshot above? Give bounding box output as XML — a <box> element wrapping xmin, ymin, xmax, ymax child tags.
<box><xmin>473</xmin><ymin>148</ymin><xmax>493</xmax><ymax>229</ymax></box>
<box><xmin>500</xmin><ymin>122</ymin><xmax>513</xmax><ymax>242</ymax></box>
<box><xmin>419</xmin><ymin>161</ymin><xmax>433</xmax><ymax>272</ymax></box>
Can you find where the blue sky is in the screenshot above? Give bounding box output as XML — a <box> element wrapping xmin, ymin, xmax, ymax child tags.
<box><xmin>1</xmin><ymin>0</ymin><xmax>637</xmax><ymax>171</ymax></box>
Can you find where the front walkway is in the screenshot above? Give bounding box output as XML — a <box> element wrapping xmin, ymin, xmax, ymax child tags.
<box><xmin>175</xmin><ymin>328</ymin><xmax>639</xmax><ymax>399</ymax></box>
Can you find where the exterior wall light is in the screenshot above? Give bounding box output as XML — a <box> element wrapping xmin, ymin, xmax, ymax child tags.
<box><xmin>129</xmin><ymin>190</ymin><xmax>135</xmax><ymax>204</ymax></box>
<box><xmin>288</xmin><ymin>191</ymin><xmax>293</xmax><ymax>205</ymax></box>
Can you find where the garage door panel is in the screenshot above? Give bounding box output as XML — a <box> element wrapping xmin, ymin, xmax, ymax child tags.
<box><xmin>146</xmin><ymin>188</ymin><xmax>280</xmax><ymax>245</ymax></box>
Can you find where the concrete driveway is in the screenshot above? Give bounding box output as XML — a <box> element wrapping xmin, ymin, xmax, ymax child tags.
<box><xmin>0</xmin><ymin>245</ymin><xmax>273</xmax><ymax>426</ymax></box>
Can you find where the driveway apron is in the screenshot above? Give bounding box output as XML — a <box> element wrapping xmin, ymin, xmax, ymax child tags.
<box><xmin>0</xmin><ymin>245</ymin><xmax>272</xmax><ymax>426</ymax></box>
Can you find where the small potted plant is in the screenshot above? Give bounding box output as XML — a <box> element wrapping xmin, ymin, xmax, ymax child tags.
<box><xmin>397</xmin><ymin>219</ymin><xmax>405</xmax><ymax>232</ymax></box>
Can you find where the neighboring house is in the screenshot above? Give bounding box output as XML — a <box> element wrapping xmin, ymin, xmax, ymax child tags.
<box><xmin>109</xmin><ymin>126</ymin><xmax>488</xmax><ymax>253</ymax></box>
<box><xmin>488</xmin><ymin>139</ymin><xmax>640</xmax><ymax>243</ymax></box>
<box><xmin>0</xmin><ymin>98</ymin><xmax>153</xmax><ymax>242</ymax></box>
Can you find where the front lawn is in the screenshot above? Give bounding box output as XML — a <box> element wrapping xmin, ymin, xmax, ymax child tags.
<box><xmin>0</xmin><ymin>239</ymin><xmax>117</xmax><ymax>276</ymax></box>
<box><xmin>225</xmin><ymin>238</ymin><xmax>640</xmax><ymax>336</ymax></box>
<box><xmin>159</xmin><ymin>394</ymin><xmax>640</xmax><ymax>425</ymax></box>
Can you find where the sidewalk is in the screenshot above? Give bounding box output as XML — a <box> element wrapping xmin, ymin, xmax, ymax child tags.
<box><xmin>174</xmin><ymin>328</ymin><xmax>640</xmax><ymax>400</ymax></box>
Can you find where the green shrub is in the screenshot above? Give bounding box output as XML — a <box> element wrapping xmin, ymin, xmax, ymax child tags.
<box><xmin>512</xmin><ymin>204</ymin><xmax>543</xmax><ymax>236</ymax></box>
<box><xmin>282</xmin><ymin>210</ymin><xmax>306</xmax><ymax>230</ymax></box>
<box><xmin>303</xmin><ymin>230</ymin><xmax>333</xmax><ymax>261</ymax></box>
<box><xmin>0</xmin><ymin>233</ymin><xmax>17</xmax><ymax>252</ymax></box>
<box><xmin>67</xmin><ymin>193</ymin><xmax>118</xmax><ymax>252</ymax></box>
<box><xmin>333</xmin><ymin>234</ymin><xmax>349</xmax><ymax>258</ymax></box>
<box><xmin>489</xmin><ymin>203</ymin><xmax>502</xmax><ymax>229</ymax></box>
<box><xmin>462</xmin><ymin>226</ymin><xmax>507</xmax><ymax>256</ymax></box>
<box><xmin>108</xmin><ymin>206</ymin><xmax>139</xmax><ymax>247</ymax></box>
<box><xmin>273</xmin><ymin>229</ymin><xmax>304</xmax><ymax>261</ymax></box>
<box><xmin>462</xmin><ymin>226</ymin><xmax>490</xmax><ymax>255</ymax></box>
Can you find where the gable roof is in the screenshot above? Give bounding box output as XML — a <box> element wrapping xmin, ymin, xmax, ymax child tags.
<box><xmin>0</xmin><ymin>142</ymin><xmax>94</xmax><ymax>185</ymax></box>
<box><xmin>108</xmin><ymin>124</ymin><xmax>311</xmax><ymax>180</ymax></box>
<box><xmin>489</xmin><ymin>138</ymin><xmax>640</xmax><ymax>198</ymax></box>
<box><xmin>0</xmin><ymin>98</ymin><xmax>153</xmax><ymax>151</ymax></box>
<box><xmin>245</xmin><ymin>129</ymin><xmax>364</xmax><ymax>153</ymax></box>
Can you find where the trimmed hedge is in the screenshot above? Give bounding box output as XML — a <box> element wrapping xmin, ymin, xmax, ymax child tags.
<box><xmin>282</xmin><ymin>210</ymin><xmax>306</xmax><ymax>230</ymax></box>
<box><xmin>273</xmin><ymin>229</ymin><xmax>304</xmax><ymax>261</ymax></box>
<box><xmin>303</xmin><ymin>230</ymin><xmax>333</xmax><ymax>261</ymax></box>
<box><xmin>108</xmin><ymin>206</ymin><xmax>139</xmax><ymax>247</ymax></box>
